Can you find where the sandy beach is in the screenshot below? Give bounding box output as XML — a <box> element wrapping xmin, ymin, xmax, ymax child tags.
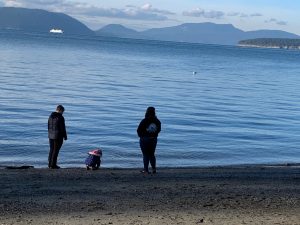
<box><xmin>0</xmin><ymin>165</ymin><xmax>299</xmax><ymax>225</ymax></box>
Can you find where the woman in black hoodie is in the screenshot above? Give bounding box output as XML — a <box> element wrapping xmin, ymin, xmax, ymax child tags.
<box><xmin>137</xmin><ymin>107</ymin><xmax>161</xmax><ymax>174</ymax></box>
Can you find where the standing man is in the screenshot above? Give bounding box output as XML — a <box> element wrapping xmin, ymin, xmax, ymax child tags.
<box><xmin>48</xmin><ymin>105</ymin><xmax>67</xmax><ymax>169</ymax></box>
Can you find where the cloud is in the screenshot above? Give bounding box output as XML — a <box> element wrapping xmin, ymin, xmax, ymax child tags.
<box><xmin>239</xmin><ymin>13</ymin><xmax>248</xmax><ymax>18</ymax></box>
<box><xmin>65</xmin><ymin>5</ymin><xmax>169</xmax><ymax>21</ymax></box>
<box><xmin>118</xmin><ymin>3</ymin><xmax>175</xmax><ymax>20</ymax></box>
<box><xmin>227</xmin><ymin>12</ymin><xmax>263</xmax><ymax>18</ymax></box>
<box><xmin>3</xmin><ymin>0</ymin><xmax>78</xmax><ymax>10</ymax></box>
<box><xmin>2</xmin><ymin>0</ymin><xmax>23</xmax><ymax>7</ymax></box>
<box><xmin>3</xmin><ymin>0</ymin><xmax>63</xmax><ymax>7</ymax></box>
<box><xmin>183</xmin><ymin>8</ymin><xmax>262</xmax><ymax>20</ymax></box>
<box><xmin>276</xmin><ymin>21</ymin><xmax>287</xmax><ymax>25</ymax></box>
<box><xmin>2</xmin><ymin>0</ymin><xmax>174</xmax><ymax>21</ymax></box>
<box><xmin>265</xmin><ymin>18</ymin><xmax>287</xmax><ymax>26</ymax></box>
<box><xmin>138</xmin><ymin>3</ymin><xmax>175</xmax><ymax>15</ymax></box>
<box><xmin>227</xmin><ymin>12</ymin><xmax>287</xmax><ymax>26</ymax></box>
<box><xmin>183</xmin><ymin>8</ymin><xmax>224</xmax><ymax>19</ymax></box>
<box><xmin>227</xmin><ymin>12</ymin><xmax>239</xmax><ymax>17</ymax></box>
<box><xmin>250</xmin><ymin>13</ymin><xmax>262</xmax><ymax>17</ymax></box>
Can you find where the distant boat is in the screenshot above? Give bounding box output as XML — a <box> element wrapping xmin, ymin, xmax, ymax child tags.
<box><xmin>49</xmin><ymin>28</ymin><xmax>63</xmax><ymax>34</ymax></box>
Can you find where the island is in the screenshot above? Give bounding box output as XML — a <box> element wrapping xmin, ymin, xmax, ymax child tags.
<box><xmin>239</xmin><ymin>38</ymin><xmax>300</xmax><ymax>49</ymax></box>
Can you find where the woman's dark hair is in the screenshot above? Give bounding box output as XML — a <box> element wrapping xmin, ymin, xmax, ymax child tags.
<box><xmin>145</xmin><ymin>106</ymin><xmax>156</xmax><ymax>118</ymax></box>
<box><xmin>56</xmin><ymin>105</ymin><xmax>65</xmax><ymax>112</ymax></box>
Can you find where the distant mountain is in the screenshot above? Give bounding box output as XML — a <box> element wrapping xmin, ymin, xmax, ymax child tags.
<box><xmin>97</xmin><ymin>22</ymin><xmax>299</xmax><ymax>46</ymax></box>
<box><xmin>140</xmin><ymin>23</ymin><xmax>245</xmax><ymax>45</ymax></box>
<box><xmin>95</xmin><ymin>24</ymin><xmax>144</xmax><ymax>39</ymax></box>
<box><xmin>0</xmin><ymin>7</ymin><xmax>93</xmax><ymax>35</ymax></box>
<box><xmin>1</xmin><ymin>7</ymin><xmax>299</xmax><ymax>46</ymax></box>
<box><xmin>244</xmin><ymin>30</ymin><xmax>299</xmax><ymax>40</ymax></box>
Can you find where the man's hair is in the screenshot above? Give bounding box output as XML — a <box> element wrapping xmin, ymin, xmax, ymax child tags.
<box><xmin>56</xmin><ymin>105</ymin><xmax>65</xmax><ymax>112</ymax></box>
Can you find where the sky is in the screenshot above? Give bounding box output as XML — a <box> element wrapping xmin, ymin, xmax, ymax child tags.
<box><xmin>1</xmin><ymin>0</ymin><xmax>299</xmax><ymax>34</ymax></box>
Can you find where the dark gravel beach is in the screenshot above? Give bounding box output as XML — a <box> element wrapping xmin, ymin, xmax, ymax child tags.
<box><xmin>0</xmin><ymin>165</ymin><xmax>299</xmax><ymax>225</ymax></box>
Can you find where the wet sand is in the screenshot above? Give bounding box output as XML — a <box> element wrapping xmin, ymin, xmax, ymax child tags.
<box><xmin>0</xmin><ymin>165</ymin><xmax>299</xmax><ymax>225</ymax></box>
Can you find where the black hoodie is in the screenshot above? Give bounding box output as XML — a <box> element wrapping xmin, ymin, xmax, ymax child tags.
<box><xmin>137</xmin><ymin>116</ymin><xmax>161</xmax><ymax>138</ymax></box>
<box><xmin>48</xmin><ymin>112</ymin><xmax>67</xmax><ymax>140</ymax></box>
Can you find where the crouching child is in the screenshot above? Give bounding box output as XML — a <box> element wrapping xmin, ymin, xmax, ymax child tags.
<box><xmin>85</xmin><ymin>148</ymin><xmax>102</xmax><ymax>170</ymax></box>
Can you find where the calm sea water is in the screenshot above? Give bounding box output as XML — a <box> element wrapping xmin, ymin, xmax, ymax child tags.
<box><xmin>1</xmin><ymin>31</ymin><xmax>300</xmax><ymax>168</ymax></box>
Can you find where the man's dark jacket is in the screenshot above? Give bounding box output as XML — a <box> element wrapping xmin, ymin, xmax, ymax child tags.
<box><xmin>48</xmin><ymin>112</ymin><xmax>67</xmax><ymax>140</ymax></box>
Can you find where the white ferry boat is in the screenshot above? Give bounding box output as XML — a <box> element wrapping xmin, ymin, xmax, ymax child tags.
<box><xmin>49</xmin><ymin>28</ymin><xmax>63</xmax><ymax>34</ymax></box>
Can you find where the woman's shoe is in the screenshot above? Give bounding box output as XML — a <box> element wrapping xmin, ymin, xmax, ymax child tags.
<box><xmin>50</xmin><ymin>165</ymin><xmax>60</xmax><ymax>169</ymax></box>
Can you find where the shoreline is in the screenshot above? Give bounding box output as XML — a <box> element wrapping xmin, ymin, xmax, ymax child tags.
<box><xmin>1</xmin><ymin>165</ymin><xmax>299</xmax><ymax>224</ymax></box>
<box><xmin>1</xmin><ymin>162</ymin><xmax>300</xmax><ymax>170</ymax></box>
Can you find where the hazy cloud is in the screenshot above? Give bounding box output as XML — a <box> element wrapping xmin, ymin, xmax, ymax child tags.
<box><xmin>183</xmin><ymin>8</ymin><xmax>224</xmax><ymax>19</ymax></box>
<box><xmin>3</xmin><ymin>0</ymin><xmax>23</xmax><ymax>7</ymax></box>
<box><xmin>183</xmin><ymin>8</ymin><xmax>262</xmax><ymax>19</ymax></box>
<box><xmin>227</xmin><ymin>12</ymin><xmax>263</xmax><ymax>18</ymax></box>
<box><xmin>2</xmin><ymin>0</ymin><xmax>173</xmax><ymax>21</ymax></box>
<box><xmin>239</xmin><ymin>13</ymin><xmax>248</xmax><ymax>18</ymax></box>
<box><xmin>3</xmin><ymin>0</ymin><xmax>81</xmax><ymax>10</ymax></box>
<box><xmin>227</xmin><ymin>12</ymin><xmax>239</xmax><ymax>17</ymax></box>
<box><xmin>276</xmin><ymin>21</ymin><xmax>287</xmax><ymax>25</ymax></box>
<box><xmin>250</xmin><ymin>13</ymin><xmax>263</xmax><ymax>17</ymax></box>
<box><xmin>3</xmin><ymin>0</ymin><xmax>63</xmax><ymax>7</ymax></box>
<box><xmin>67</xmin><ymin>6</ymin><xmax>170</xmax><ymax>21</ymax></box>
<box><xmin>131</xmin><ymin>3</ymin><xmax>175</xmax><ymax>15</ymax></box>
<box><xmin>265</xmin><ymin>18</ymin><xmax>287</xmax><ymax>26</ymax></box>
